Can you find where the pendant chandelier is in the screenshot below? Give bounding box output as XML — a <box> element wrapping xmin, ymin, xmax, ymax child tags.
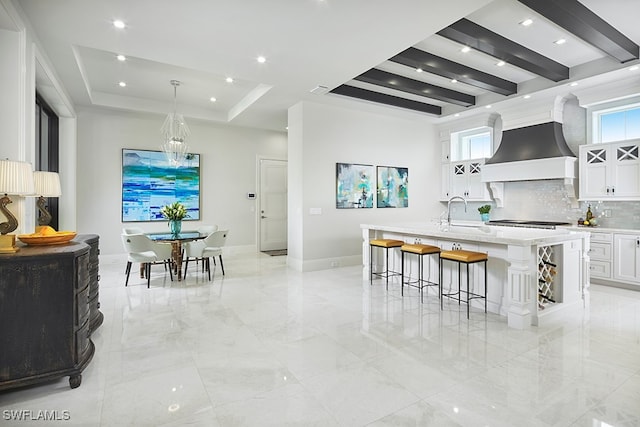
<box><xmin>161</xmin><ymin>80</ymin><xmax>190</xmax><ymax>166</ymax></box>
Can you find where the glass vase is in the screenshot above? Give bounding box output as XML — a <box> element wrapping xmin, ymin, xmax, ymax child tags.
<box><xmin>169</xmin><ymin>220</ymin><xmax>182</xmax><ymax>235</ymax></box>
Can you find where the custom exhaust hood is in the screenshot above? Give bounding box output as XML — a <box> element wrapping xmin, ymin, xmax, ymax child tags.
<box><xmin>480</xmin><ymin>95</ymin><xmax>582</xmax><ymax>208</ymax></box>
<box><xmin>482</xmin><ymin>121</ymin><xmax>577</xmax><ymax>182</ymax></box>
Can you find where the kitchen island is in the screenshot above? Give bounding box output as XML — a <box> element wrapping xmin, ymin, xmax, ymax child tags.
<box><xmin>362</xmin><ymin>222</ymin><xmax>591</xmax><ymax>329</ymax></box>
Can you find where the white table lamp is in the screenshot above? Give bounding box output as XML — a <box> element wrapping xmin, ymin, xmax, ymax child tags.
<box><xmin>33</xmin><ymin>171</ymin><xmax>61</xmax><ymax>226</ymax></box>
<box><xmin>0</xmin><ymin>159</ymin><xmax>35</xmax><ymax>252</ymax></box>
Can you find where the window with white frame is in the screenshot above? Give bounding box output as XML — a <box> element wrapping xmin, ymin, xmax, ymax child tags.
<box><xmin>593</xmin><ymin>103</ymin><xmax>640</xmax><ymax>144</ymax></box>
<box><xmin>450</xmin><ymin>127</ymin><xmax>492</xmax><ymax>161</ymax></box>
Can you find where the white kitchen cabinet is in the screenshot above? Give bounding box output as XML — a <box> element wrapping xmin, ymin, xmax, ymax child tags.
<box><xmin>445</xmin><ymin>158</ymin><xmax>491</xmax><ymax>201</ymax></box>
<box><xmin>580</xmin><ymin>141</ymin><xmax>640</xmax><ymax>200</ymax></box>
<box><xmin>613</xmin><ymin>233</ymin><xmax>640</xmax><ymax>285</ymax></box>
<box><xmin>589</xmin><ymin>231</ymin><xmax>612</xmax><ymax>279</ymax></box>
<box><xmin>440</xmin><ymin>163</ymin><xmax>451</xmax><ymax>199</ymax></box>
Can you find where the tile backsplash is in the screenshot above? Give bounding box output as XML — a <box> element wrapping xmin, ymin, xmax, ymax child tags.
<box><xmin>445</xmin><ymin>180</ymin><xmax>640</xmax><ymax>230</ymax></box>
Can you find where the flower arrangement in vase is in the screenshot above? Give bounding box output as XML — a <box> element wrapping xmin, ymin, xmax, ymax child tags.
<box><xmin>160</xmin><ymin>202</ymin><xmax>189</xmax><ymax>234</ymax></box>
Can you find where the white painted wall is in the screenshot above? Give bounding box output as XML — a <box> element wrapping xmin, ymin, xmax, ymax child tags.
<box><xmin>0</xmin><ymin>7</ymin><xmax>38</xmax><ymax>235</ymax></box>
<box><xmin>0</xmin><ymin>29</ymin><xmax>20</xmax><ymax>157</ymax></box>
<box><xmin>76</xmin><ymin>107</ymin><xmax>287</xmax><ymax>255</ymax></box>
<box><xmin>288</xmin><ymin>101</ymin><xmax>440</xmax><ymax>271</ymax></box>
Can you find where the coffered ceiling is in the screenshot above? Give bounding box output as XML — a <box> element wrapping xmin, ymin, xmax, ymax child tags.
<box><xmin>8</xmin><ymin>0</ymin><xmax>640</xmax><ymax>132</ymax></box>
<box><xmin>335</xmin><ymin>0</ymin><xmax>640</xmax><ymax>118</ymax></box>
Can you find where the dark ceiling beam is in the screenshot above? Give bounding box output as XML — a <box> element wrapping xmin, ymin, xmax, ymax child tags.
<box><xmin>390</xmin><ymin>47</ymin><xmax>517</xmax><ymax>96</ymax></box>
<box><xmin>330</xmin><ymin>85</ymin><xmax>442</xmax><ymax>115</ymax></box>
<box><xmin>354</xmin><ymin>68</ymin><xmax>475</xmax><ymax>107</ymax></box>
<box><xmin>517</xmin><ymin>0</ymin><xmax>639</xmax><ymax>63</ymax></box>
<box><xmin>437</xmin><ymin>18</ymin><xmax>569</xmax><ymax>82</ymax></box>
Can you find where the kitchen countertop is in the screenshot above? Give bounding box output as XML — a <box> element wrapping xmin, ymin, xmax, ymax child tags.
<box><xmin>562</xmin><ymin>225</ymin><xmax>640</xmax><ymax>233</ymax></box>
<box><xmin>361</xmin><ymin>222</ymin><xmax>589</xmax><ymax>246</ymax></box>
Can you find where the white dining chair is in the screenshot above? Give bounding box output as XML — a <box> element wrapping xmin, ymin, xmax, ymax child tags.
<box><xmin>197</xmin><ymin>225</ymin><xmax>218</xmax><ymax>235</ymax></box>
<box><xmin>121</xmin><ymin>234</ymin><xmax>174</xmax><ymax>288</ymax></box>
<box><xmin>121</xmin><ymin>227</ymin><xmax>147</xmax><ymax>274</ymax></box>
<box><xmin>183</xmin><ymin>230</ymin><xmax>228</xmax><ymax>280</ymax></box>
<box><xmin>181</xmin><ymin>225</ymin><xmax>217</xmax><ymax>273</ymax></box>
<box><xmin>122</xmin><ymin>226</ymin><xmax>145</xmax><ymax>235</ymax></box>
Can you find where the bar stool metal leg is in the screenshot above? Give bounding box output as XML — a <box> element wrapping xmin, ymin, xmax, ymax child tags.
<box><xmin>439</xmin><ymin>250</ymin><xmax>488</xmax><ymax>319</ymax></box>
<box><xmin>400</xmin><ymin>244</ymin><xmax>440</xmax><ymax>303</ymax></box>
<box><xmin>369</xmin><ymin>239</ymin><xmax>404</xmax><ymax>288</ymax></box>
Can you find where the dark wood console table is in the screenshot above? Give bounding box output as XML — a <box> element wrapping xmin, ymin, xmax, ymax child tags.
<box><xmin>0</xmin><ymin>239</ymin><xmax>98</xmax><ymax>390</ymax></box>
<box><xmin>75</xmin><ymin>234</ymin><xmax>103</xmax><ymax>333</ymax></box>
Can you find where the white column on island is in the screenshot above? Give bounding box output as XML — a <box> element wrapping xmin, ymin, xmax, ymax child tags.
<box><xmin>506</xmin><ymin>244</ymin><xmax>535</xmax><ymax>329</ymax></box>
<box><xmin>362</xmin><ymin>228</ymin><xmax>373</xmax><ymax>280</ymax></box>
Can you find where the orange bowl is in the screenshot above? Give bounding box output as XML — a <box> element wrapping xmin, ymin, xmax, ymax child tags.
<box><xmin>18</xmin><ymin>231</ymin><xmax>77</xmax><ymax>246</ymax></box>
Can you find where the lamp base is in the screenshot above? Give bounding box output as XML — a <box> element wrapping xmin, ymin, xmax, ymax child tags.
<box><xmin>0</xmin><ymin>234</ymin><xmax>19</xmax><ymax>253</ymax></box>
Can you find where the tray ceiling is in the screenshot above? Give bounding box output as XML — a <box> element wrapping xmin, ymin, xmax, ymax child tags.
<box><xmin>11</xmin><ymin>0</ymin><xmax>640</xmax><ymax>131</ymax></box>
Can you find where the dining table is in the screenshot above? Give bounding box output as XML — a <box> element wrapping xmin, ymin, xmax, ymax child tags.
<box><xmin>146</xmin><ymin>230</ymin><xmax>207</xmax><ymax>281</ymax></box>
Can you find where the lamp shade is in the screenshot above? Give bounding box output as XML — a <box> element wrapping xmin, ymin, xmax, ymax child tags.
<box><xmin>0</xmin><ymin>159</ymin><xmax>35</xmax><ymax>196</ymax></box>
<box><xmin>33</xmin><ymin>171</ymin><xmax>61</xmax><ymax>197</ymax></box>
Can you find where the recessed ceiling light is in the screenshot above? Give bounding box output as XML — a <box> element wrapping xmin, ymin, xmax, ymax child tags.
<box><xmin>520</xmin><ymin>18</ymin><xmax>533</xmax><ymax>26</ymax></box>
<box><xmin>116</xmin><ymin>54</ymin><xmax>126</xmax><ymax>61</ymax></box>
<box><xmin>210</xmin><ymin>97</ymin><xmax>217</xmax><ymax>102</ymax></box>
<box><xmin>118</xmin><ymin>81</ymin><xmax>126</xmax><ymax>87</ymax></box>
<box><xmin>461</xmin><ymin>46</ymin><xmax>471</xmax><ymax>53</ymax></box>
<box><xmin>416</xmin><ymin>68</ymin><xmax>423</xmax><ymax>73</ymax></box>
<box><xmin>524</xmin><ymin>94</ymin><xmax>531</xmax><ymax>99</ymax></box>
<box><xmin>486</xmin><ymin>105</ymin><xmax>492</xmax><ymax>109</ymax></box>
<box><xmin>630</xmin><ymin>66</ymin><xmax>639</xmax><ymax>71</ymax></box>
<box><xmin>226</xmin><ymin>77</ymin><xmax>234</xmax><ymax>83</ymax></box>
<box><xmin>496</xmin><ymin>60</ymin><xmax>506</xmax><ymax>66</ymax></box>
<box><xmin>113</xmin><ymin>20</ymin><xmax>125</xmax><ymax>29</ymax></box>
<box><xmin>570</xmin><ymin>82</ymin><xmax>578</xmax><ymax>87</ymax></box>
<box><xmin>451</xmin><ymin>79</ymin><xmax>458</xmax><ymax>83</ymax></box>
<box><xmin>554</xmin><ymin>38</ymin><xmax>567</xmax><ymax>45</ymax></box>
<box><xmin>454</xmin><ymin>113</ymin><xmax>460</xmax><ymax>117</ymax></box>
<box><xmin>257</xmin><ymin>56</ymin><xmax>266</xmax><ymax>64</ymax></box>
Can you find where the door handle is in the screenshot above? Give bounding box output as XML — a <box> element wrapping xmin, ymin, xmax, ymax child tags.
<box><xmin>261</xmin><ymin>215</ymin><xmax>267</xmax><ymax>219</ymax></box>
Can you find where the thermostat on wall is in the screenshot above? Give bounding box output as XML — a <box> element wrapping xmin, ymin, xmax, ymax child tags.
<box><xmin>247</xmin><ymin>193</ymin><xmax>256</xmax><ymax>199</ymax></box>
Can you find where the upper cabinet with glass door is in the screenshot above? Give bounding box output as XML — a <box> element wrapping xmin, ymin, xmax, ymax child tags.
<box><xmin>580</xmin><ymin>103</ymin><xmax>640</xmax><ymax>200</ymax></box>
<box><xmin>441</xmin><ymin>127</ymin><xmax>493</xmax><ymax>201</ymax></box>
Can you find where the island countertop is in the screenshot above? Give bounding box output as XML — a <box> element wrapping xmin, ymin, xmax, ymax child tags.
<box><xmin>361</xmin><ymin>221</ymin><xmax>590</xmax><ymax>246</ymax></box>
<box><xmin>361</xmin><ymin>221</ymin><xmax>591</xmax><ymax>329</ymax></box>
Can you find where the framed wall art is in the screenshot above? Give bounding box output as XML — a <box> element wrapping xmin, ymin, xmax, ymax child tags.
<box><xmin>121</xmin><ymin>149</ymin><xmax>200</xmax><ymax>222</ymax></box>
<box><xmin>336</xmin><ymin>163</ymin><xmax>374</xmax><ymax>209</ymax></box>
<box><xmin>376</xmin><ymin>166</ymin><xmax>408</xmax><ymax>208</ymax></box>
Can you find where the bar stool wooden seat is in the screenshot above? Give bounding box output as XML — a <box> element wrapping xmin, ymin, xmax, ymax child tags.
<box><xmin>439</xmin><ymin>249</ymin><xmax>488</xmax><ymax>318</ymax></box>
<box><xmin>400</xmin><ymin>243</ymin><xmax>441</xmax><ymax>302</ymax></box>
<box><xmin>370</xmin><ymin>239</ymin><xmax>404</xmax><ymax>289</ymax></box>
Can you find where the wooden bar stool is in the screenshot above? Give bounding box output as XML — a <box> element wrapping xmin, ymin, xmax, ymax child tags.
<box><xmin>369</xmin><ymin>239</ymin><xmax>404</xmax><ymax>289</ymax></box>
<box><xmin>401</xmin><ymin>244</ymin><xmax>441</xmax><ymax>303</ymax></box>
<box><xmin>439</xmin><ymin>249</ymin><xmax>488</xmax><ymax>318</ymax></box>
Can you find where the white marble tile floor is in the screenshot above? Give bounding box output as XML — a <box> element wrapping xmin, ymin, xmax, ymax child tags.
<box><xmin>1</xmin><ymin>251</ymin><xmax>639</xmax><ymax>426</ymax></box>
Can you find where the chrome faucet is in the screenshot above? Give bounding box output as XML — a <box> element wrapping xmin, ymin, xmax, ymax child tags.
<box><xmin>447</xmin><ymin>196</ymin><xmax>467</xmax><ymax>226</ymax></box>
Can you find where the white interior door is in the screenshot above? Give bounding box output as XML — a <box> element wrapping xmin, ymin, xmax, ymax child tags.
<box><xmin>259</xmin><ymin>159</ymin><xmax>287</xmax><ymax>251</ymax></box>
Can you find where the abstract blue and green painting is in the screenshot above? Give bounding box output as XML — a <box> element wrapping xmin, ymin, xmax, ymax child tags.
<box><xmin>122</xmin><ymin>149</ymin><xmax>200</xmax><ymax>222</ymax></box>
<box><xmin>377</xmin><ymin>166</ymin><xmax>408</xmax><ymax>208</ymax></box>
<box><xmin>336</xmin><ymin>163</ymin><xmax>374</xmax><ymax>209</ymax></box>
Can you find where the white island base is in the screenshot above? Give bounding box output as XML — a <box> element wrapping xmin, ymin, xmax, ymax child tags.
<box><xmin>362</xmin><ymin>222</ymin><xmax>591</xmax><ymax>329</ymax></box>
